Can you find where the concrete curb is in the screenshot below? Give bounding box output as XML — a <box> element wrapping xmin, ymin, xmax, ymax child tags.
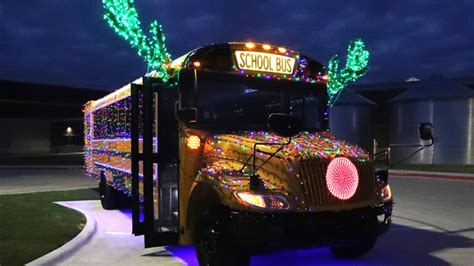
<box><xmin>26</xmin><ymin>201</ymin><xmax>98</xmax><ymax>266</ymax></box>
<box><xmin>0</xmin><ymin>186</ymin><xmax>97</xmax><ymax>195</ymax></box>
<box><xmin>389</xmin><ymin>169</ymin><xmax>474</xmax><ymax>181</ymax></box>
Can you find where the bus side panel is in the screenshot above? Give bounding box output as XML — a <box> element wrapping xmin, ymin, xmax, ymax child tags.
<box><xmin>83</xmin><ymin>96</ymin><xmax>144</xmax><ymax>197</ymax></box>
<box><xmin>84</xmin><ymin>101</ymin><xmax>97</xmax><ymax>178</ymax></box>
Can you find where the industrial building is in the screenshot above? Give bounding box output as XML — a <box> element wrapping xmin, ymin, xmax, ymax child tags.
<box><xmin>346</xmin><ymin>76</ymin><xmax>474</xmax><ymax>166</ymax></box>
<box><xmin>0</xmin><ymin>80</ymin><xmax>107</xmax><ymax>155</ymax></box>
<box><xmin>330</xmin><ymin>89</ymin><xmax>376</xmax><ymax>152</ymax></box>
<box><xmin>389</xmin><ymin>78</ymin><xmax>474</xmax><ymax>165</ymax></box>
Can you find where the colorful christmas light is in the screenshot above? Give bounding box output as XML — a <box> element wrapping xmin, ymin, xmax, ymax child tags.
<box><xmin>204</xmin><ymin>131</ymin><xmax>369</xmax><ymax>164</ymax></box>
<box><xmin>197</xmin><ymin>130</ymin><xmax>370</xmax><ymax>211</ymax></box>
<box><xmin>84</xmin><ymin>92</ymin><xmax>372</xmax><ymax>209</ymax></box>
<box><xmin>327</xmin><ymin>39</ymin><xmax>369</xmax><ymax>106</ymax></box>
<box><xmin>102</xmin><ymin>0</ymin><xmax>171</xmax><ymax>82</ymax></box>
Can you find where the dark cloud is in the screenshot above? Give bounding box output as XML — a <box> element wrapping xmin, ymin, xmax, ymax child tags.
<box><xmin>0</xmin><ymin>0</ymin><xmax>473</xmax><ymax>90</ymax></box>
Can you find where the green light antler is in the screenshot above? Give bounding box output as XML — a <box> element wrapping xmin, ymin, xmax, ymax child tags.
<box><xmin>102</xmin><ymin>0</ymin><xmax>171</xmax><ymax>82</ymax></box>
<box><xmin>327</xmin><ymin>39</ymin><xmax>369</xmax><ymax>106</ymax></box>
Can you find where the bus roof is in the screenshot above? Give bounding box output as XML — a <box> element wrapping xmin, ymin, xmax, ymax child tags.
<box><xmin>172</xmin><ymin>42</ymin><xmax>327</xmax><ymax>84</ymax></box>
<box><xmin>86</xmin><ymin>42</ymin><xmax>328</xmax><ymax>112</ymax></box>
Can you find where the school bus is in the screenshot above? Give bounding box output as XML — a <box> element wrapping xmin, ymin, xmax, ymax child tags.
<box><xmin>84</xmin><ymin>42</ymin><xmax>393</xmax><ymax>265</ymax></box>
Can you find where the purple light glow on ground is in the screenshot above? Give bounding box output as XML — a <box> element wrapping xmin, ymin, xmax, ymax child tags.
<box><xmin>121</xmin><ymin>207</ymin><xmax>353</xmax><ymax>266</ymax></box>
<box><xmin>165</xmin><ymin>245</ymin><xmax>199</xmax><ymax>266</ymax></box>
<box><xmin>47</xmin><ymin>200</ymin><xmax>472</xmax><ymax>265</ymax></box>
<box><xmin>165</xmin><ymin>245</ymin><xmax>361</xmax><ymax>266</ymax></box>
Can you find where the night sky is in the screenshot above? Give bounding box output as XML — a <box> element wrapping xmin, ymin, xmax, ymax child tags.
<box><xmin>1</xmin><ymin>0</ymin><xmax>473</xmax><ymax>90</ymax></box>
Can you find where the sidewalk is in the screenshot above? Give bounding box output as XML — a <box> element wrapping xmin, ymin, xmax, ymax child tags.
<box><xmin>27</xmin><ymin>201</ymin><xmax>186</xmax><ymax>266</ymax></box>
<box><xmin>389</xmin><ymin>169</ymin><xmax>474</xmax><ymax>181</ymax></box>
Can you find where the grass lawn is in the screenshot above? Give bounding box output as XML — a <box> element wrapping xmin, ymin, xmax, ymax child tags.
<box><xmin>0</xmin><ymin>189</ymin><xmax>99</xmax><ymax>266</ymax></box>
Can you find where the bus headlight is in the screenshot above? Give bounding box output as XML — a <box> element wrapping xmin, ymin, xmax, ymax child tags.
<box><xmin>380</xmin><ymin>184</ymin><xmax>392</xmax><ymax>202</ymax></box>
<box><xmin>235</xmin><ymin>191</ymin><xmax>290</xmax><ymax>209</ymax></box>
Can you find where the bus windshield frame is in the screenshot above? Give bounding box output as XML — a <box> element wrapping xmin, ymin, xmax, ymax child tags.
<box><xmin>179</xmin><ymin>70</ymin><xmax>328</xmax><ymax>134</ymax></box>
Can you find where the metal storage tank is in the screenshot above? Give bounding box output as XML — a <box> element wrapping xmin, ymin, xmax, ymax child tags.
<box><xmin>329</xmin><ymin>89</ymin><xmax>376</xmax><ymax>152</ymax></box>
<box><xmin>389</xmin><ymin>78</ymin><xmax>474</xmax><ymax>165</ymax></box>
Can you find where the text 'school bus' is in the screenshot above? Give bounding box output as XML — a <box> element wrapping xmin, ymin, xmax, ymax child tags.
<box><xmin>84</xmin><ymin>42</ymin><xmax>393</xmax><ymax>266</ymax></box>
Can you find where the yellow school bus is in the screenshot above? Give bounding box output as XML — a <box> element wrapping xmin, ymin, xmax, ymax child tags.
<box><xmin>84</xmin><ymin>42</ymin><xmax>393</xmax><ymax>265</ymax></box>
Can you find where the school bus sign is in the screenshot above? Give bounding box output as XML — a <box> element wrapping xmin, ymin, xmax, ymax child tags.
<box><xmin>235</xmin><ymin>50</ymin><xmax>296</xmax><ymax>74</ymax></box>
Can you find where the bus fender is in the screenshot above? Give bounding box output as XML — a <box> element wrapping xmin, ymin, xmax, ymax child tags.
<box><xmin>186</xmin><ymin>182</ymin><xmax>224</xmax><ymax>242</ymax></box>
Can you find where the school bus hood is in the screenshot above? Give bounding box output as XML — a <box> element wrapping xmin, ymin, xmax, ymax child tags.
<box><xmin>200</xmin><ymin>131</ymin><xmax>373</xmax><ymax>211</ymax></box>
<box><xmin>203</xmin><ymin>131</ymin><xmax>370</xmax><ymax>164</ymax></box>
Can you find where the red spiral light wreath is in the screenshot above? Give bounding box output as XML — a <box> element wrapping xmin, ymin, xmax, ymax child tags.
<box><xmin>325</xmin><ymin>157</ymin><xmax>359</xmax><ymax>200</ymax></box>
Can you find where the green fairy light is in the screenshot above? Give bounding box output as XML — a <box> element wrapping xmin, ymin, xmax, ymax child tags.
<box><xmin>327</xmin><ymin>39</ymin><xmax>369</xmax><ymax>106</ymax></box>
<box><xmin>102</xmin><ymin>0</ymin><xmax>171</xmax><ymax>82</ymax></box>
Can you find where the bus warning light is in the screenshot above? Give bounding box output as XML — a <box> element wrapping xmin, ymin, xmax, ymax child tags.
<box><xmin>245</xmin><ymin>42</ymin><xmax>255</xmax><ymax>49</ymax></box>
<box><xmin>186</xmin><ymin>135</ymin><xmax>201</xmax><ymax>150</ymax></box>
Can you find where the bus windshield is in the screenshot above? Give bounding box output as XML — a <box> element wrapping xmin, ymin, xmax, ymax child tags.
<box><xmin>191</xmin><ymin>80</ymin><xmax>325</xmax><ymax>133</ymax></box>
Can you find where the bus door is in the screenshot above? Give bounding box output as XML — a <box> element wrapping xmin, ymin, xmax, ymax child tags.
<box><xmin>131</xmin><ymin>77</ymin><xmax>179</xmax><ymax>247</ymax></box>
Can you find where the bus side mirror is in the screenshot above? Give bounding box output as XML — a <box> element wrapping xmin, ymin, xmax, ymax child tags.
<box><xmin>175</xmin><ymin>102</ymin><xmax>197</xmax><ymax>123</ymax></box>
<box><xmin>268</xmin><ymin>113</ymin><xmax>302</xmax><ymax>138</ymax></box>
<box><xmin>419</xmin><ymin>123</ymin><xmax>434</xmax><ymax>141</ymax></box>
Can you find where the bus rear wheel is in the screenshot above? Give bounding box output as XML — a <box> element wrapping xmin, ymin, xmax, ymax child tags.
<box><xmin>99</xmin><ymin>174</ymin><xmax>118</xmax><ymax>210</ymax></box>
<box><xmin>196</xmin><ymin>221</ymin><xmax>250</xmax><ymax>266</ymax></box>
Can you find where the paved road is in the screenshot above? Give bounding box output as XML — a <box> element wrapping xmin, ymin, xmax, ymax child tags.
<box><xmin>31</xmin><ymin>176</ymin><xmax>473</xmax><ymax>265</ymax></box>
<box><xmin>0</xmin><ymin>168</ymin><xmax>97</xmax><ymax>195</ymax></box>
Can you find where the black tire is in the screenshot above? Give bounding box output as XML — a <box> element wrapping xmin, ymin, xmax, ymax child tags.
<box><xmin>195</xmin><ymin>221</ymin><xmax>250</xmax><ymax>266</ymax></box>
<box><xmin>330</xmin><ymin>215</ymin><xmax>378</xmax><ymax>258</ymax></box>
<box><xmin>99</xmin><ymin>173</ymin><xmax>118</xmax><ymax>210</ymax></box>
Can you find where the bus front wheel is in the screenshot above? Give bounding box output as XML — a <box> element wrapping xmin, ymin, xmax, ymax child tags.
<box><xmin>99</xmin><ymin>173</ymin><xmax>118</xmax><ymax>210</ymax></box>
<box><xmin>330</xmin><ymin>215</ymin><xmax>378</xmax><ymax>258</ymax></box>
<box><xmin>195</xmin><ymin>221</ymin><xmax>250</xmax><ymax>266</ymax></box>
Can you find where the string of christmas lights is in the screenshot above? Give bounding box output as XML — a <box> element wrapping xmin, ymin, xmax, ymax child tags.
<box><xmin>205</xmin><ymin>131</ymin><xmax>369</xmax><ymax>165</ymax></box>
<box><xmin>84</xmin><ymin>94</ymin><xmax>138</xmax><ymax>179</ymax></box>
<box><xmin>84</xmin><ymin>94</ymin><xmax>372</xmax><ymax>207</ymax></box>
<box><xmin>198</xmin><ymin>131</ymin><xmax>370</xmax><ymax>211</ymax></box>
<box><xmin>102</xmin><ymin>0</ymin><xmax>171</xmax><ymax>82</ymax></box>
<box><xmin>327</xmin><ymin>38</ymin><xmax>369</xmax><ymax>106</ymax></box>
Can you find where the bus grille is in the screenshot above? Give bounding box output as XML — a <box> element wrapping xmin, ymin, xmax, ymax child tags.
<box><xmin>297</xmin><ymin>159</ymin><xmax>375</xmax><ymax>209</ymax></box>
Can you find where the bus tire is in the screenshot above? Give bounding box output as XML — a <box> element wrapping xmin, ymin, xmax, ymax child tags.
<box><xmin>99</xmin><ymin>173</ymin><xmax>118</xmax><ymax>210</ymax></box>
<box><xmin>195</xmin><ymin>221</ymin><xmax>250</xmax><ymax>266</ymax></box>
<box><xmin>330</xmin><ymin>215</ymin><xmax>378</xmax><ymax>258</ymax></box>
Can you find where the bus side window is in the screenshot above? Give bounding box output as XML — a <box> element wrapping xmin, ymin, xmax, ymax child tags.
<box><xmin>92</xmin><ymin>97</ymin><xmax>132</xmax><ymax>139</ymax></box>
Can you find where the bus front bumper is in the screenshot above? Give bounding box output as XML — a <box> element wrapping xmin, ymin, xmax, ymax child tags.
<box><xmin>224</xmin><ymin>201</ymin><xmax>392</xmax><ymax>251</ymax></box>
